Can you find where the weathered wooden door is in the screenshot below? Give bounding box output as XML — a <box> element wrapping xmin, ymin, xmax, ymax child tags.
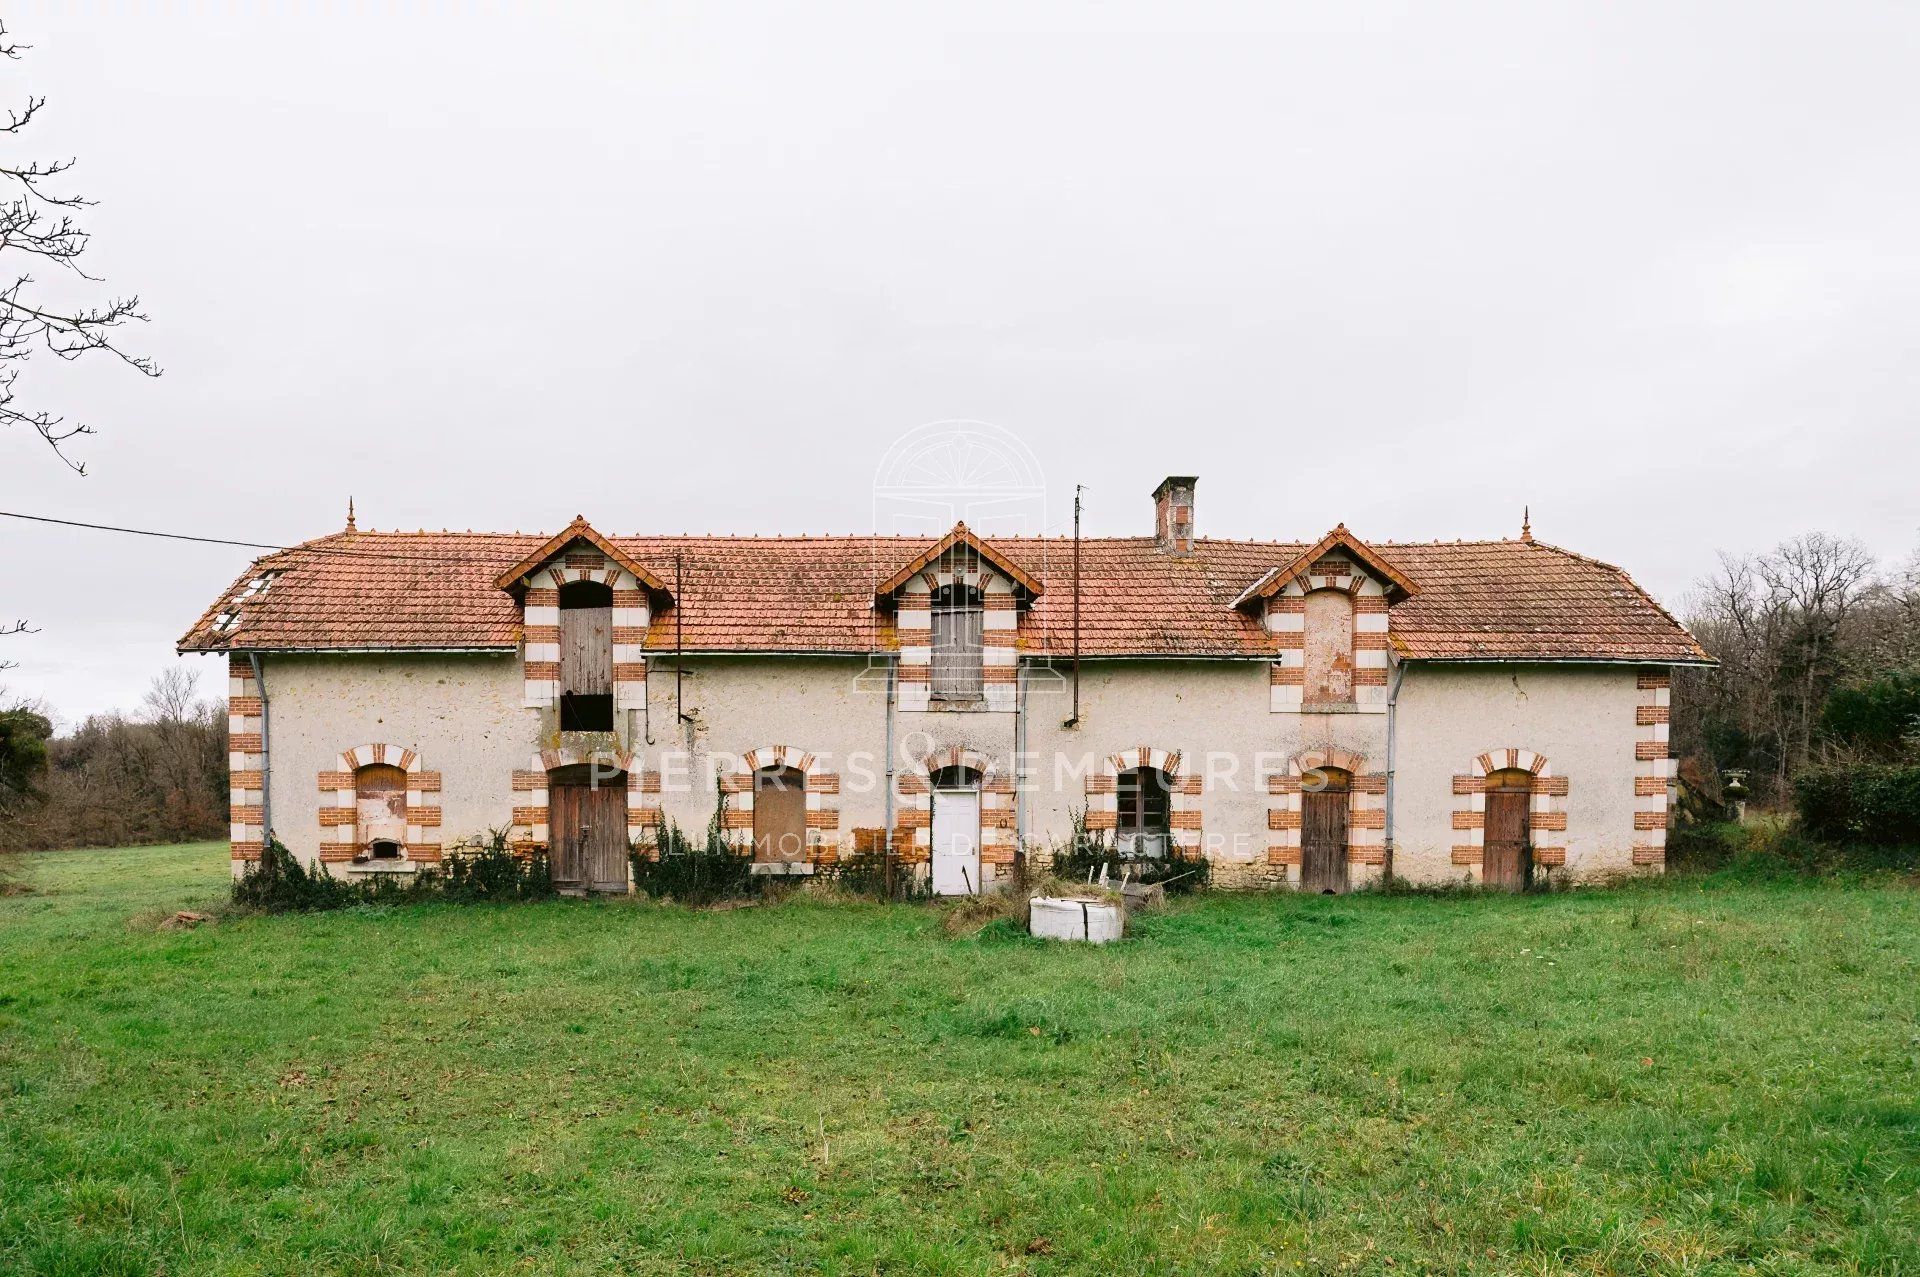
<box><xmin>754</xmin><ymin>766</ymin><xmax>808</xmax><ymax>864</ymax></box>
<box><xmin>1300</xmin><ymin>771</ymin><xmax>1351</xmax><ymax>893</ymax></box>
<box><xmin>549</xmin><ymin>766</ymin><xmax>630</xmax><ymax>893</ymax></box>
<box><xmin>549</xmin><ymin>779</ymin><xmax>584</xmax><ymax>889</ymax></box>
<box><xmin>559</xmin><ymin>582</ymin><xmax>614</xmax><ymax>731</ymax></box>
<box><xmin>1483</xmin><ymin>770</ymin><xmax>1532</xmax><ymax>890</ymax></box>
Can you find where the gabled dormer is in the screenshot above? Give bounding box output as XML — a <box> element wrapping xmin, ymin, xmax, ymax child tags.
<box><xmin>495</xmin><ymin>516</ymin><xmax>672</xmax><ymax>724</ymax></box>
<box><xmin>1234</xmin><ymin>525</ymin><xmax>1416</xmax><ymax>715</ymax></box>
<box><xmin>876</xmin><ymin>522</ymin><xmax>1041</xmax><ymax>713</ymax></box>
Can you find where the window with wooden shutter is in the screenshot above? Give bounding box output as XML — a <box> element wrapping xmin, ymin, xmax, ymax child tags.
<box><xmin>558</xmin><ymin>580</ymin><xmax>615</xmax><ymax>731</ymax></box>
<box><xmin>753</xmin><ymin>766</ymin><xmax>808</xmax><ymax>863</ymax></box>
<box><xmin>930</xmin><ymin>584</ymin><xmax>984</xmax><ymax>702</ymax></box>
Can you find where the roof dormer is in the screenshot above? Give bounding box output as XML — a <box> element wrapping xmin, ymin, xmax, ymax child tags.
<box><xmin>878</xmin><ymin>522</ymin><xmax>1039</xmax><ymax>714</ymax></box>
<box><xmin>1232</xmin><ymin>524</ymin><xmax>1417</xmax><ymax>614</ymax></box>
<box><xmin>493</xmin><ymin>516</ymin><xmax>667</xmax><ymax>719</ymax></box>
<box><xmin>874</xmin><ymin>522</ymin><xmax>1042</xmax><ymax>607</ymax></box>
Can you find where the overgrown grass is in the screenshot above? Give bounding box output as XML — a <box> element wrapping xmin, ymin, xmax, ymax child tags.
<box><xmin>1668</xmin><ymin>818</ymin><xmax>1920</xmax><ymax>881</ymax></box>
<box><xmin>2</xmin><ymin>842</ymin><xmax>1918</xmax><ymax>1274</ymax></box>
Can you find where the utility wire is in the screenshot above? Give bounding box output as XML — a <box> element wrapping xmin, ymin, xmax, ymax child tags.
<box><xmin>0</xmin><ymin>509</ymin><xmax>554</xmax><ymax>567</ymax></box>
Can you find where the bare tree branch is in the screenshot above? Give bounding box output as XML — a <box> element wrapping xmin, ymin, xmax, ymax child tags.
<box><xmin>0</xmin><ymin>19</ymin><xmax>159</xmax><ymax>474</ymax></box>
<box><xmin>0</xmin><ymin>618</ymin><xmax>33</xmax><ymax>672</ymax></box>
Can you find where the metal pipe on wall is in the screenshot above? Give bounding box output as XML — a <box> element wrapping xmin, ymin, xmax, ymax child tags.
<box><xmin>1382</xmin><ymin>658</ymin><xmax>1408</xmax><ymax>884</ymax></box>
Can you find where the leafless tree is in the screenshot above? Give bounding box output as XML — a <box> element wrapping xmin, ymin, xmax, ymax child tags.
<box><xmin>0</xmin><ymin>19</ymin><xmax>159</xmax><ymax>474</ymax></box>
<box><xmin>0</xmin><ymin>670</ymin><xmax>226</xmax><ymax>850</ymax></box>
<box><xmin>1680</xmin><ymin>533</ymin><xmax>1910</xmax><ymax>802</ymax></box>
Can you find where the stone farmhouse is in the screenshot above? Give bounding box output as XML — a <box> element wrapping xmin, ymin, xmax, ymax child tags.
<box><xmin>180</xmin><ymin>477</ymin><xmax>1710</xmax><ymax>894</ymax></box>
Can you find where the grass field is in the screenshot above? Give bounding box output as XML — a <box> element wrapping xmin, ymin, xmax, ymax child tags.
<box><xmin>2</xmin><ymin>843</ymin><xmax>1918</xmax><ymax>1275</ymax></box>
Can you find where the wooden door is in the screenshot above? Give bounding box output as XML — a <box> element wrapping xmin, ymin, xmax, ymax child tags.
<box><xmin>754</xmin><ymin>767</ymin><xmax>808</xmax><ymax>864</ymax></box>
<box><xmin>549</xmin><ymin>780</ymin><xmax>584</xmax><ymax>889</ymax></box>
<box><xmin>582</xmin><ymin>780</ymin><xmax>629</xmax><ymax>892</ymax></box>
<box><xmin>1483</xmin><ymin>770</ymin><xmax>1532</xmax><ymax>890</ymax></box>
<box><xmin>549</xmin><ymin>766</ymin><xmax>630</xmax><ymax>893</ymax></box>
<box><xmin>931</xmin><ymin>787</ymin><xmax>981</xmax><ymax>895</ymax></box>
<box><xmin>1300</xmin><ymin>772</ymin><xmax>1351</xmax><ymax>893</ymax></box>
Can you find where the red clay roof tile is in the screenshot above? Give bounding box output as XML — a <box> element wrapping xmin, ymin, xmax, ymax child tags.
<box><xmin>178</xmin><ymin>528</ymin><xmax>1710</xmax><ymax>664</ymax></box>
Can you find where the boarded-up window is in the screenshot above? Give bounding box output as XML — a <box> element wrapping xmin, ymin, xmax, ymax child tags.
<box><xmin>753</xmin><ymin>766</ymin><xmax>808</xmax><ymax>863</ymax></box>
<box><xmin>1303</xmin><ymin>588</ymin><xmax>1355</xmax><ymax>705</ymax></box>
<box><xmin>559</xmin><ymin>580</ymin><xmax>614</xmax><ymax>731</ymax></box>
<box><xmin>355</xmin><ymin>763</ymin><xmax>408</xmax><ymax>859</ymax></box>
<box><xmin>931</xmin><ymin>584</ymin><xmax>984</xmax><ymax>701</ymax></box>
<box><xmin>1117</xmin><ymin>767</ymin><xmax>1172</xmax><ymax>858</ymax></box>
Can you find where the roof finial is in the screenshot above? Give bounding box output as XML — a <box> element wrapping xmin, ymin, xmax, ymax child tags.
<box><xmin>1520</xmin><ymin>505</ymin><xmax>1532</xmax><ymax>542</ymax></box>
<box><xmin>346</xmin><ymin>496</ymin><xmax>356</xmax><ymax>532</ymax></box>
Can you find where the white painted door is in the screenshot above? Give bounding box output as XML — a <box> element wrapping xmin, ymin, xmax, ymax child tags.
<box><xmin>931</xmin><ymin>787</ymin><xmax>981</xmax><ymax>896</ymax></box>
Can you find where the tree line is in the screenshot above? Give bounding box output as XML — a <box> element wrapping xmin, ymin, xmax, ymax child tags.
<box><xmin>1675</xmin><ymin>533</ymin><xmax>1920</xmax><ymax>808</ymax></box>
<box><xmin>0</xmin><ymin>668</ymin><xmax>226</xmax><ymax>852</ymax></box>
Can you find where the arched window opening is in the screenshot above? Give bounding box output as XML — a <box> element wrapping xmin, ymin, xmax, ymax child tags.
<box><xmin>355</xmin><ymin>763</ymin><xmax>408</xmax><ymax>860</ymax></box>
<box><xmin>1483</xmin><ymin>768</ymin><xmax>1534</xmax><ymax>890</ymax></box>
<box><xmin>1300</xmin><ymin>765</ymin><xmax>1351</xmax><ymax>893</ymax></box>
<box><xmin>753</xmin><ymin>765</ymin><xmax>809</xmax><ymax>864</ymax></box>
<box><xmin>930</xmin><ymin>763</ymin><xmax>980</xmax><ymax>789</ymax></box>
<box><xmin>930</xmin><ymin>583</ymin><xmax>984</xmax><ymax>703</ymax></box>
<box><xmin>559</xmin><ymin>580</ymin><xmax>615</xmax><ymax>731</ymax></box>
<box><xmin>1303</xmin><ymin>588</ymin><xmax>1356</xmax><ymax>706</ymax></box>
<box><xmin>1117</xmin><ymin>766</ymin><xmax>1172</xmax><ymax>858</ymax></box>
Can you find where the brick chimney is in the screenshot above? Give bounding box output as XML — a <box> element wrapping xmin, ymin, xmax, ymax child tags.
<box><xmin>1151</xmin><ymin>476</ymin><xmax>1198</xmax><ymax>553</ymax></box>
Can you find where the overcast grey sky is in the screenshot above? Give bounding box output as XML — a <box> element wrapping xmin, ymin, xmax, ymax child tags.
<box><xmin>2</xmin><ymin>1</ymin><xmax>1917</xmax><ymax>724</ymax></box>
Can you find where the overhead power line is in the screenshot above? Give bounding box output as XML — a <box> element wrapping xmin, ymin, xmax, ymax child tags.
<box><xmin>0</xmin><ymin>509</ymin><xmax>533</xmax><ymax>567</ymax></box>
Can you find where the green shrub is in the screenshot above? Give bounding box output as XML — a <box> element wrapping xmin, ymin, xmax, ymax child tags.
<box><xmin>1821</xmin><ymin>669</ymin><xmax>1920</xmax><ymax>757</ymax></box>
<box><xmin>234</xmin><ymin>829</ymin><xmax>555</xmax><ymax>913</ymax></box>
<box><xmin>1046</xmin><ymin>806</ymin><xmax>1210</xmax><ymax>893</ymax></box>
<box><xmin>631</xmin><ymin>802</ymin><xmax>756</xmax><ymax>905</ymax></box>
<box><xmin>438</xmin><ymin>829</ymin><xmax>555</xmax><ymax>902</ymax></box>
<box><xmin>1794</xmin><ymin>764</ymin><xmax>1920</xmax><ymax>846</ymax></box>
<box><xmin>1667</xmin><ymin>818</ymin><xmax>1918</xmax><ymax>880</ymax></box>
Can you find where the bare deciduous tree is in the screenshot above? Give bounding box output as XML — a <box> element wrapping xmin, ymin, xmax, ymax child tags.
<box><xmin>0</xmin><ymin>20</ymin><xmax>160</xmax><ymax>473</ymax></box>
<box><xmin>1679</xmin><ymin>532</ymin><xmax>1912</xmax><ymax>802</ymax></box>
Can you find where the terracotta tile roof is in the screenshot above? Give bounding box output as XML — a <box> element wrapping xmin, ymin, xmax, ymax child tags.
<box><xmin>493</xmin><ymin>516</ymin><xmax>671</xmax><ymax>595</ymax></box>
<box><xmin>874</xmin><ymin>523</ymin><xmax>1043</xmax><ymax>598</ymax></box>
<box><xmin>179</xmin><ymin>527</ymin><xmax>1710</xmax><ymax>665</ymax></box>
<box><xmin>1232</xmin><ymin>524</ymin><xmax>1419</xmax><ymax>608</ymax></box>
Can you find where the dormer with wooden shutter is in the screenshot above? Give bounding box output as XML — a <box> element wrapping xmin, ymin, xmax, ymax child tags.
<box><xmin>875</xmin><ymin>523</ymin><xmax>1041</xmax><ymax>713</ymax></box>
<box><xmin>494</xmin><ymin>517</ymin><xmax>672</xmax><ymax>722</ymax></box>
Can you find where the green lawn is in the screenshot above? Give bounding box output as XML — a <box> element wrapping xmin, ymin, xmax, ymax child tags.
<box><xmin>2</xmin><ymin>845</ymin><xmax>1917</xmax><ymax>1275</ymax></box>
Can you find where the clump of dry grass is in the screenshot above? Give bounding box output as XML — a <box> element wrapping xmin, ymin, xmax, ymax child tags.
<box><xmin>938</xmin><ymin>873</ymin><xmax>1121</xmax><ymax>937</ymax></box>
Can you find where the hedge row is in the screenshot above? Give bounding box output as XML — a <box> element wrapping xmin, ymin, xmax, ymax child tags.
<box><xmin>1794</xmin><ymin>764</ymin><xmax>1920</xmax><ymax>846</ymax></box>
